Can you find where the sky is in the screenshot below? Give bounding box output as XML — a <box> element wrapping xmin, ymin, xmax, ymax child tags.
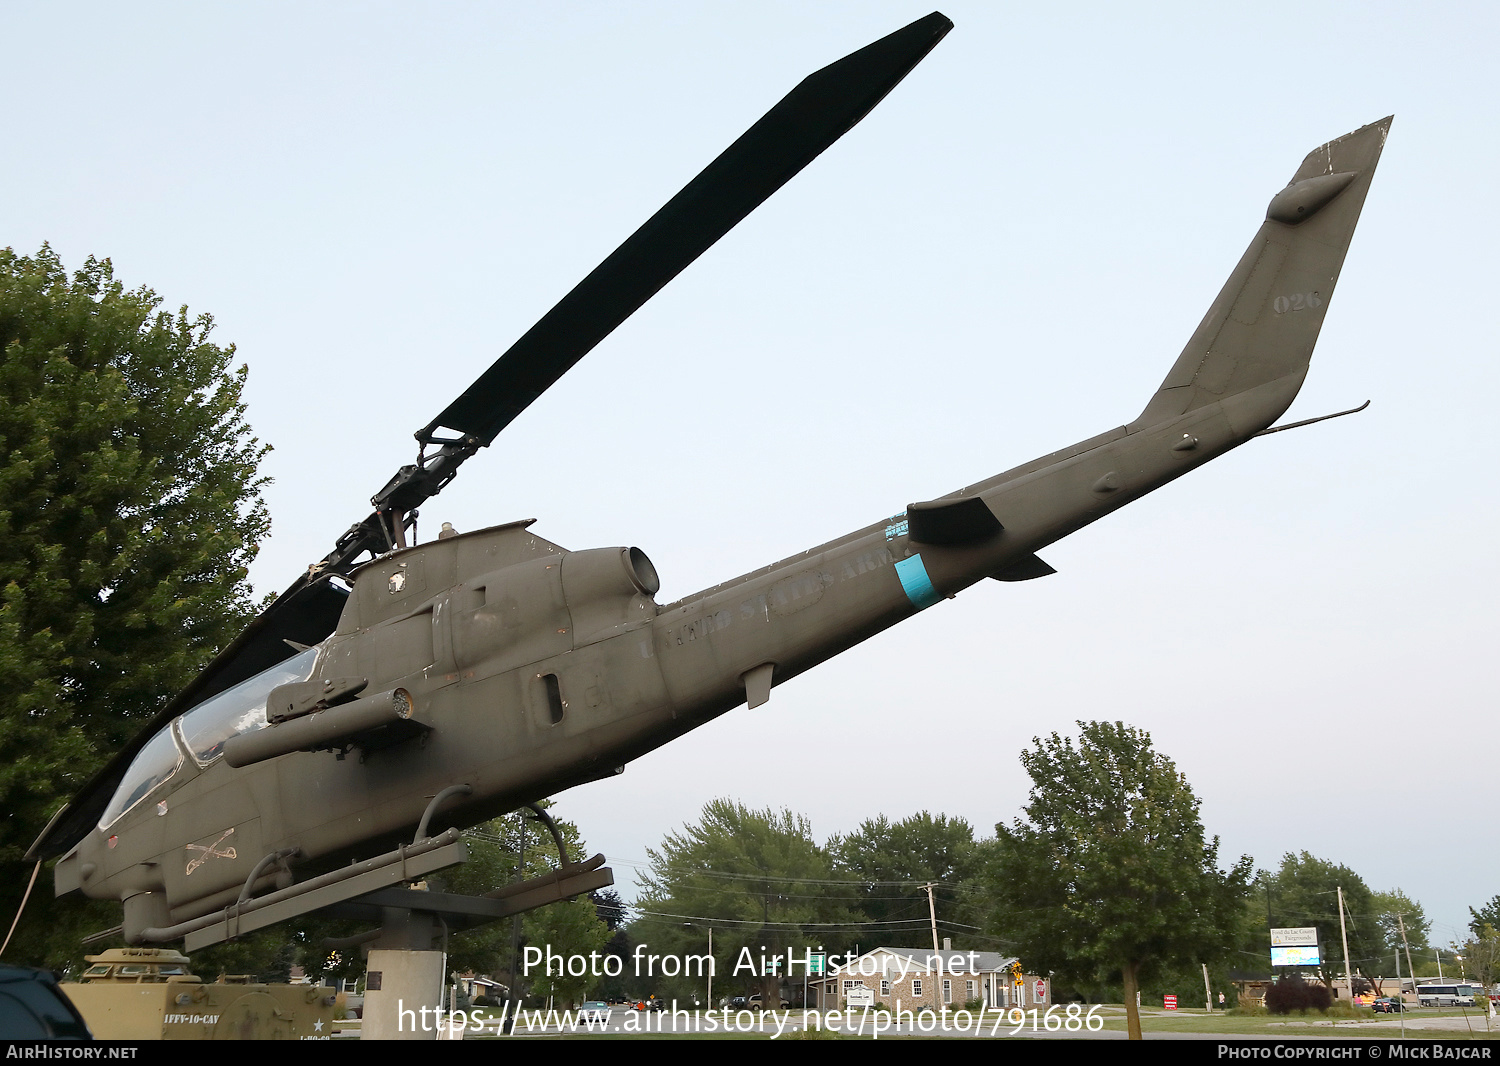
<box><xmin>4</xmin><ymin>1</ymin><xmax>1496</xmax><ymax>963</ymax></box>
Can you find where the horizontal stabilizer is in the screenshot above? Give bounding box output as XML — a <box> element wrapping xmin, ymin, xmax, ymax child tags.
<box><xmin>907</xmin><ymin>496</ymin><xmax>1003</xmax><ymax>544</ymax></box>
<box><xmin>989</xmin><ymin>554</ymin><xmax>1057</xmax><ymax>582</ymax></box>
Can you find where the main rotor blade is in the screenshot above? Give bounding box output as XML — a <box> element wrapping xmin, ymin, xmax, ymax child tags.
<box><xmin>422</xmin><ymin>11</ymin><xmax>952</xmax><ymax>445</ymax></box>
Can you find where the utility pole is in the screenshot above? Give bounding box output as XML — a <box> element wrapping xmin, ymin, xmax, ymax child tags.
<box><xmin>505</xmin><ymin>810</ymin><xmax>529</xmax><ymax>1034</ymax></box>
<box><xmin>683</xmin><ymin>922</ymin><xmax>714</xmax><ymax>1009</ymax></box>
<box><xmin>924</xmin><ymin>883</ymin><xmax>940</xmax><ymax>955</ymax></box>
<box><xmin>1395</xmin><ymin>935</ymin><xmax>1406</xmax><ymax>1039</ymax></box>
<box><xmin>1338</xmin><ymin>886</ymin><xmax>1355</xmax><ymax>1005</ymax></box>
<box><xmin>1398</xmin><ymin>914</ymin><xmax>1418</xmax><ymax>1003</ymax></box>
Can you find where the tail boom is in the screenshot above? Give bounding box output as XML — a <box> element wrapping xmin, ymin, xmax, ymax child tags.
<box><xmin>649</xmin><ymin>118</ymin><xmax>1389</xmax><ymax>722</ymax></box>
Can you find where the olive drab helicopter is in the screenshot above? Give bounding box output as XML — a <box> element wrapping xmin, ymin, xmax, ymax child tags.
<box><xmin>28</xmin><ymin>11</ymin><xmax>1389</xmax><ymax>952</ymax></box>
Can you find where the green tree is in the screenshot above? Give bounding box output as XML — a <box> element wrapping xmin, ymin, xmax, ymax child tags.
<box><xmin>1</xmin><ymin>247</ymin><xmax>269</xmax><ymax>967</ymax></box>
<box><xmin>1455</xmin><ymin>924</ymin><xmax>1499</xmax><ymax>997</ymax></box>
<box><xmin>1371</xmin><ymin>887</ymin><xmax>1431</xmax><ymax>987</ymax></box>
<box><xmin>1470</xmin><ymin>896</ymin><xmax>1500</xmax><ymax>939</ymax></box>
<box><xmin>829</xmin><ymin>811</ymin><xmax>984</xmax><ymax>948</ymax></box>
<box><xmin>188</xmin><ymin>929</ymin><xmax>301</xmax><ymax>984</ymax></box>
<box><xmin>522</xmin><ymin>894</ymin><xmax>612</xmax><ymax>1007</ymax></box>
<box><xmin>634</xmin><ymin>799</ymin><xmax>855</xmax><ymax>1006</ymax></box>
<box><xmin>589</xmin><ymin>888</ymin><xmax>634</xmax><ymax>1001</ymax></box>
<box><xmin>431</xmin><ymin>807</ymin><xmax>611</xmax><ymax>1007</ymax></box>
<box><xmin>592</xmin><ymin>888</ymin><xmax>628</xmax><ymax>931</ymax></box>
<box><xmin>984</xmin><ymin>721</ymin><xmax>1252</xmax><ymax>1040</ymax></box>
<box><xmin>1259</xmin><ymin>852</ymin><xmax>1383</xmax><ymax>990</ymax></box>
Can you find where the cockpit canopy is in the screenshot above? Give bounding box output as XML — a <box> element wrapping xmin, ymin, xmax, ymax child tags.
<box><xmin>98</xmin><ymin>648</ymin><xmax>319</xmax><ymax>828</ymax></box>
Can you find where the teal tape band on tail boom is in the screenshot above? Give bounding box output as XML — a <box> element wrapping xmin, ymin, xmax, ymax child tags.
<box><xmin>895</xmin><ymin>554</ymin><xmax>942</xmax><ymax>609</ymax></box>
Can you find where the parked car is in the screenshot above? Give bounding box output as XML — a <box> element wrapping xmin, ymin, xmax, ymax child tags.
<box><xmin>1372</xmin><ymin>997</ymin><xmax>1405</xmax><ymax>1013</ymax></box>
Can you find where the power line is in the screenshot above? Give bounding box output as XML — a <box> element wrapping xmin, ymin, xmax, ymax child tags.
<box><xmin>608</xmin><ymin>854</ymin><xmax>966</xmax><ymax>889</ymax></box>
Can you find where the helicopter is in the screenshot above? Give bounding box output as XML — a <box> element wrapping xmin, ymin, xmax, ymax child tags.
<box><xmin>26</xmin><ymin>10</ymin><xmax>1388</xmax><ymax>951</ymax></box>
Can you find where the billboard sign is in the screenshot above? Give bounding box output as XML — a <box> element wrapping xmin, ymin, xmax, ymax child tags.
<box><xmin>1271</xmin><ymin>946</ymin><xmax>1322</xmax><ymax>966</ymax></box>
<box><xmin>1271</xmin><ymin>927</ymin><xmax>1319</xmax><ymax>947</ymax></box>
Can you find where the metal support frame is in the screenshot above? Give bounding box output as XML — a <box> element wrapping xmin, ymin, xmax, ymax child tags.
<box><xmin>322</xmin><ymin>853</ymin><xmax>614</xmax><ymax>936</ymax></box>
<box><xmin>141</xmin><ymin>830</ymin><xmax>470</xmax><ymax>952</ymax></box>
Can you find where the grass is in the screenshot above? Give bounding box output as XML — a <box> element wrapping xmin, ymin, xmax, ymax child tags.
<box><xmin>1085</xmin><ymin>1003</ymin><xmax>1500</xmax><ymax>1039</ymax></box>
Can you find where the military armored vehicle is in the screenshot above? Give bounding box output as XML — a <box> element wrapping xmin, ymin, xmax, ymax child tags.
<box><xmin>60</xmin><ymin>947</ymin><xmax>339</xmax><ymax>1040</ymax></box>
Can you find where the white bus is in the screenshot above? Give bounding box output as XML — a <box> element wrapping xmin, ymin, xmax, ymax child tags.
<box><xmin>1415</xmin><ymin>983</ymin><xmax>1476</xmax><ymax>1007</ymax></box>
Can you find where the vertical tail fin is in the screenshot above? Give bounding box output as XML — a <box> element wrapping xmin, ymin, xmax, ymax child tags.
<box><xmin>1132</xmin><ymin>117</ymin><xmax>1391</xmax><ymax>432</ymax></box>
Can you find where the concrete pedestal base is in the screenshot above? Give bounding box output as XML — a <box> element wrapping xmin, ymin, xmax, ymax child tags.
<box><xmin>362</xmin><ymin>949</ymin><xmax>447</xmax><ymax>1039</ymax></box>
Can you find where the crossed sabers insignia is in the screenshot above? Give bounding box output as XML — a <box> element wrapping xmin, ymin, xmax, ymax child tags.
<box><xmin>185</xmin><ymin>828</ymin><xmax>237</xmax><ymax>875</ymax></box>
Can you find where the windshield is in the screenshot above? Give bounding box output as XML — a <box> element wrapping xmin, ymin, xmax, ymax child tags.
<box><xmin>98</xmin><ymin>725</ymin><xmax>182</xmax><ymax>828</ymax></box>
<box><xmin>99</xmin><ymin>648</ymin><xmax>320</xmax><ymax>829</ymax></box>
<box><xmin>178</xmin><ymin>648</ymin><xmax>320</xmax><ymax>765</ymax></box>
